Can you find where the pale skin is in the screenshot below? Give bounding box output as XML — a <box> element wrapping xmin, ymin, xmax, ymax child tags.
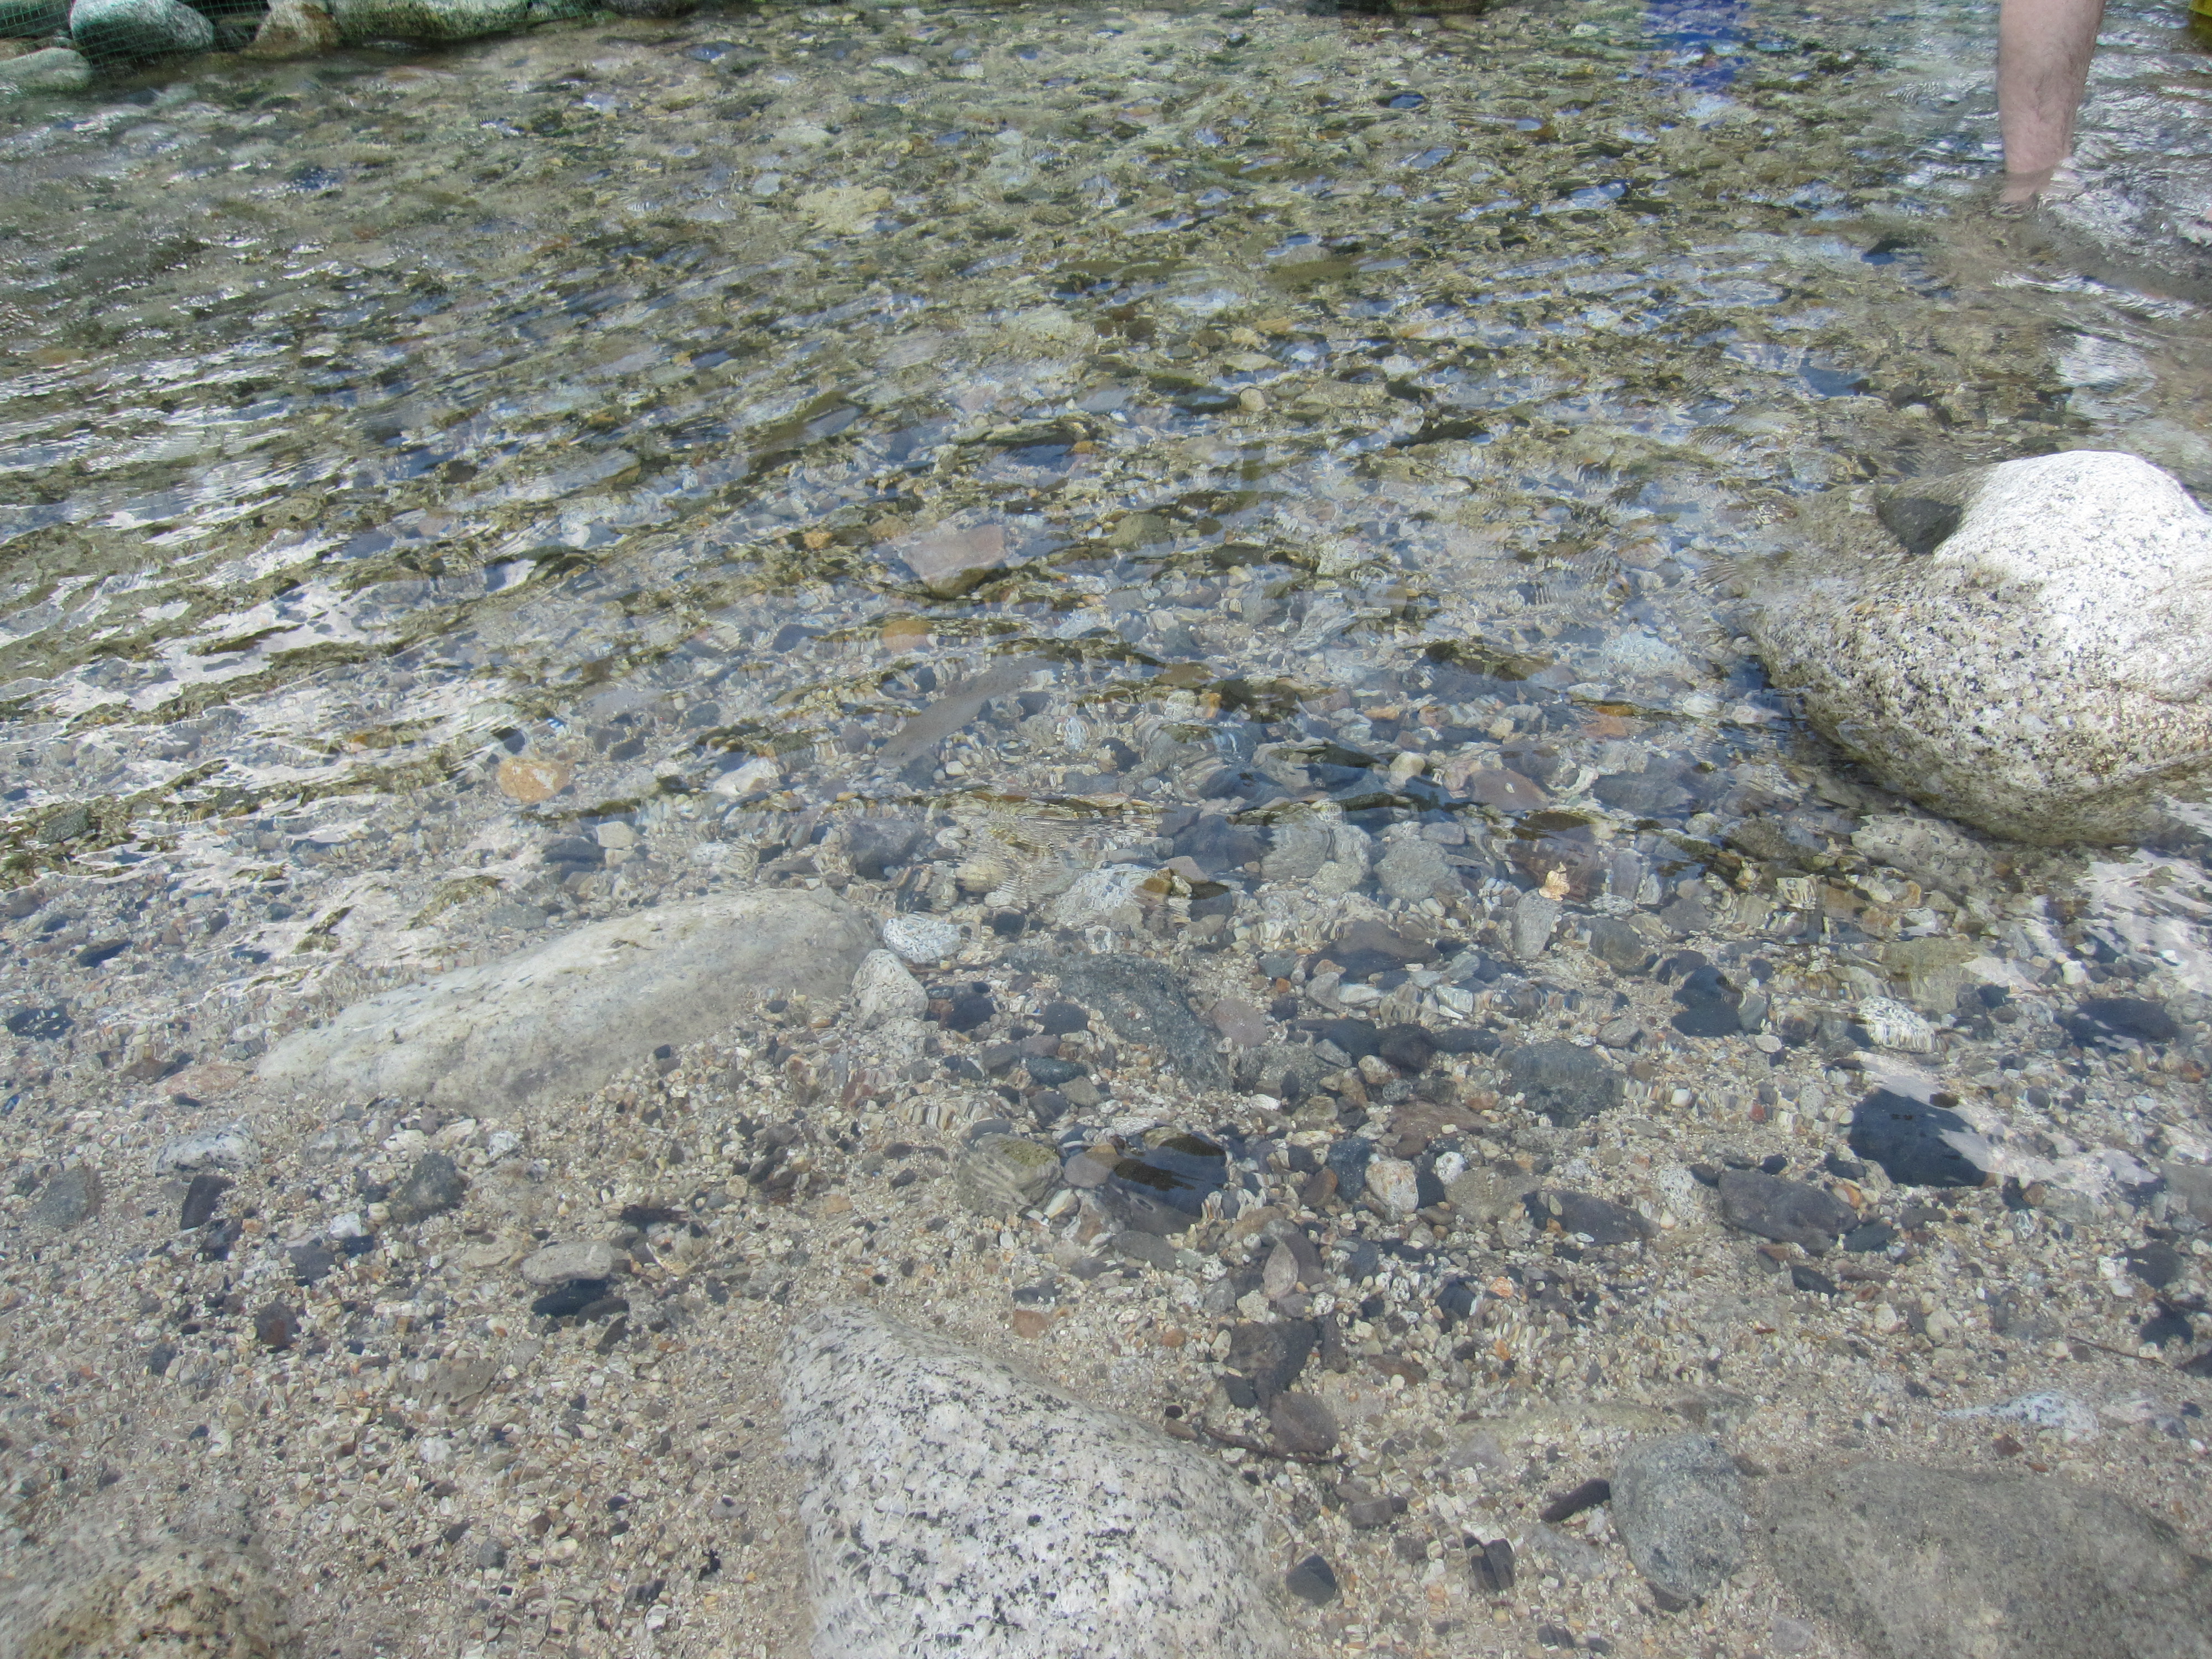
<box><xmin>1996</xmin><ymin>0</ymin><xmax>2105</xmax><ymax>204</ymax></box>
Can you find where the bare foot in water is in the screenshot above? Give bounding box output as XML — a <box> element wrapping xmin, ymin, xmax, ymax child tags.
<box><xmin>1995</xmin><ymin>159</ymin><xmax>2084</xmax><ymax>215</ymax></box>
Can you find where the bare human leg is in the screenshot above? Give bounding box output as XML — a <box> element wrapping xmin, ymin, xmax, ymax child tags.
<box><xmin>1996</xmin><ymin>0</ymin><xmax>2104</xmax><ymax>206</ymax></box>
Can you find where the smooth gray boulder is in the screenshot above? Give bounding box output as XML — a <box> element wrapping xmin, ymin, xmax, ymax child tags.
<box><xmin>1761</xmin><ymin>1463</ymin><xmax>2212</xmax><ymax>1659</ymax></box>
<box><xmin>1610</xmin><ymin>1434</ymin><xmax>1747</xmax><ymax>1602</ymax></box>
<box><xmin>259</xmin><ymin>889</ymin><xmax>872</xmax><ymax>1113</ymax></box>
<box><xmin>68</xmin><ymin>0</ymin><xmax>210</xmax><ymax>56</ymax></box>
<box><xmin>330</xmin><ymin>0</ymin><xmax>525</xmax><ymax>39</ymax></box>
<box><xmin>782</xmin><ymin>1307</ymin><xmax>1292</xmax><ymax>1659</ymax></box>
<box><xmin>0</xmin><ymin>46</ymin><xmax>90</xmax><ymax>95</ymax></box>
<box><xmin>1745</xmin><ymin>451</ymin><xmax>2212</xmax><ymax>844</ymax></box>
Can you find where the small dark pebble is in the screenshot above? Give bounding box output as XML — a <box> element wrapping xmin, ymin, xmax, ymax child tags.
<box><xmin>1347</xmin><ymin>1497</ymin><xmax>1396</xmax><ymax>1529</ymax></box>
<box><xmin>74</xmin><ymin>938</ymin><xmax>132</xmax><ymax>968</ymax></box>
<box><xmin>1538</xmin><ymin>1627</ymin><xmax>1577</xmax><ymax>1652</ymax></box>
<box><xmin>1471</xmin><ymin>1536</ymin><xmax>1516</xmax><ymax>1593</ymax></box>
<box><xmin>1025</xmin><ymin>1055</ymin><xmax>1084</xmax><ymax>1088</ymax></box>
<box><xmin>289</xmin><ymin>1242</ymin><xmax>337</xmax><ymax>1285</ymax></box>
<box><xmin>254</xmin><ymin>1302</ymin><xmax>298</xmax><ymax>1349</ymax></box>
<box><xmin>388</xmin><ymin>1151</ymin><xmax>468</xmax><ymax>1224</ymax></box>
<box><xmin>1538</xmin><ymin>1477</ymin><xmax>1612</xmax><ymax>1524</ymax></box>
<box><xmin>146</xmin><ymin>1342</ymin><xmax>176</xmax><ymax>1376</ymax></box>
<box><xmin>1790</xmin><ymin>1264</ymin><xmax>1839</xmax><ymax>1296</ymax></box>
<box><xmin>2128</xmin><ymin>1243</ymin><xmax>2186</xmax><ymax>1289</ymax></box>
<box><xmin>1525</xmin><ymin>1188</ymin><xmax>1651</xmax><ymax>1246</ymax></box>
<box><xmin>180</xmin><ymin>1172</ymin><xmax>231</xmax><ymax>1230</ymax></box>
<box><xmin>1038</xmin><ymin>1001</ymin><xmax>1089</xmax><ymax>1035</ymax></box>
<box><xmin>942</xmin><ymin>990</ymin><xmax>997</xmax><ymax>1033</ymax></box>
<box><xmin>1717</xmin><ymin>1170</ymin><xmax>1854</xmax><ymax>1252</ymax></box>
<box><xmin>1285</xmin><ymin>1554</ymin><xmax>1339</xmax><ymax>1605</ymax></box>
<box><xmin>1377</xmin><ymin>1023</ymin><xmax>1434</xmax><ymax>1074</ymax></box>
<box><xmin>1824</xmin><ymin>1152</ymin><xmax>1866</xmax><ymax>1180</ymax></box>
<box><xmin>1843</xmin><ymin>1220</ymin><xmax>1898</xmax><ymax>1252</ymax></box>
<box><xmin>620</xmin><ymin>1203</ymin><xmax>685</xmax><ymax>1227</ymax></box>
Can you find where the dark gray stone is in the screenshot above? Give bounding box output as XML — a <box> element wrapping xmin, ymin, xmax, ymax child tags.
<box><xmin>1584</xmin><ymin>917</ymin><xmax>1651</xmax><ymax>974</ymax></box>
<box><xmin>1015</xmin><ymin>952</ymin><xmax>1226</xmax><ymax>1087</ymax></box>
<box><xmin>1610</xmin><ymin>1434</ymin><xmax>1746</xmax><ymax>1603</ymax></box>
<box><xmin>846</xmin><ymin>816</ymin><xmax>928</xmax><ymax>879</ymax></box>
<box><xmin>1269</xmin><ymin>1391</ymin><xmax>1339</xmax><ymax>1455</ymax></box>
<box><xmin>1525</xmin><ymin>1188</ymin><xmax>1652</xmax><ymax>1246</ymax></box>
<box><xmin>1848</xmin><ymin>1091</ymin><xmax>1991</xmax><ymax>1188</ymax></box>
<box><xmin>1285</xmin><ymin>1555</ymin><xmax>1338</xmax><ymax>1605</ymax></box>
<box><xmin>1224</xmin><ymin>1319</ymin><xmax>1316</xmax><ymax>1406</ymax></box>
<box><xmin>1112</xmin><ymin>1230</ymin><xmax>1177</xmax><ymax>1270</ymax></box>
<box><xmin>388</xmin><ymin>1151</ymin><xmax>467</xmax><ymax>1224</ymax></box>
<box><xmin>1506</xmin><ymin>1040</ymin><xmax>1621</xmax><ymax>1125</ymax></box>
<box><xmin>1715</xmin><ymin>1171</ymin><xmax>1855</xmax><ymax>1253</ymax></box>
<box><xmin>28</xmin><ymin>1163</ymin><xmax>100</xmax><ymax>1230</ymax></box>
<box><xmin>179</xmin><ymin>1173</ymin><xmax>230</xmax><ymax>1230</ymax></box>
<box><xmin>1760</xmin><ymin>1463</ymin><xmax>2212</xmax><ymax>1659</ymax></box>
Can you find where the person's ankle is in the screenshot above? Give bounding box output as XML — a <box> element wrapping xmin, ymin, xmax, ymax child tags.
<box><xmin>2000</xmin><ymin>165</ymin><xmax>2057</xmax><ymax>204</ymax></box>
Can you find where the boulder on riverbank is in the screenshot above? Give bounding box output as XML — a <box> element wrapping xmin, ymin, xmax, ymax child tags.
<box><xmin>1744</xmin><ymin>450</ymin><xmax>2212</xmax><ymax>844</ymax></box>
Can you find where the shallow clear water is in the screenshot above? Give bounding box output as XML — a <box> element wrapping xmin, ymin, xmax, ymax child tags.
<box><xmin>2</xmin><ymin>0</ymin><xmax>2210</xmax><ymax>1056</ymax></box>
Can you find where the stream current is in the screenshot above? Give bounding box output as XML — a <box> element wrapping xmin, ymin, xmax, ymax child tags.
<box><xmin>2</xmin><ymin>0</ymin><xmax>2211</xmax><ymax>1096</ymax></box>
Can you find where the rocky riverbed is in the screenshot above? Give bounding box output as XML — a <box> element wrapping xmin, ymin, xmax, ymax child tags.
<box><xmin>4</xmin><ymin>783</ymin><xmax>2212</xmax><ymax>1657</ymax></box>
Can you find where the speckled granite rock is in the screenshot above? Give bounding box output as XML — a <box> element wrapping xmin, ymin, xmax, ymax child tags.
<box><xmin>782</xmin><ymin>1307</ymin><xmax>1292</xmax><ymax>1659</ymax></box>
<box><xmin>1761</xmin><ymin>1463</ymin><xmax>2212</xmax><ymax>1659</ymax></box>
<box><xmin>258</xmin><ymin>888</ymin><xmax>872</xmax><ymax>1112</ymax></box>
<box><xmin>1746</xmin><ymin>451</ymin><xmax>2212</xmax><ymax>843</ymax></box>
<box><xmin>330</xmin><ymin>0</ymin><xmax>525</xmax><ymax>41</ymax></box>
<box><xmin>1610</xmin><ymin>1433</ymin><xmax>1747</xmax><ymax>1602</ymax></box>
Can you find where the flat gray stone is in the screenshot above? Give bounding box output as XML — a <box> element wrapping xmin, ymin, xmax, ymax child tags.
<box><xmin>1747</xmin><ymin>451</ymin><xmax>2212</xmax><ymax>844</ymax></box>
<box><xmin>782</xmin><ymin>1307</ymin><xmax>1292</xmax><ymax>1659</ymax></box>
<box><xmin>1506</xmin><ymin>1040</ymin><xmax>1621</xmax><ymax>1125</ymax></box>
<box><xmin>1715</xmin><ymin>1171</ymin><xmax>1855</xmax><ymax>1253</ymax></box>
<box><xmin>154</xmin><ymin>1125</ymin><xmax>255</xmax><ymax>1174</ymax></box>
<box><xmin>260</xmin><ymin>889</ymin><xmax>873</xmax><ymax>1113</ymax></box>
<box><xmin>953</xmin><ymin>1134</ymin><xmax>1060</xmax><ymax>1217</ymax></box>
<box><xmin>1761</xmin><ymin>1462</ymin><xmax>2212</xmax><ymax>1659</ymax></box>
<box><xmin>1610</xmin><ymin>1434</ymin><xmax>1746</xmax><ymax>1602</ymax></box>
<box><xmin>387</xmin><ymin>1151</ymin><xmax>465</xmax><ymax>1224</ymax></box>
<box><xmin>28</xmin><ymin>1164</ymin><xmax>100</xmax><ymax>1230</ymax></box>
<box><xmin>1510</xmin><ymin>892</ymin><xmax>1560</xmax><ymax>960</ymax></box>
<box><xmin>520</xmin><ymin>1240</ymin><xmax>615</xmax><ymax>1286</ymax></box>
<box><xmin>1014</xmin><ymin>952</ymin><xmax>1225</xmax><ymax>1087</ymax></box>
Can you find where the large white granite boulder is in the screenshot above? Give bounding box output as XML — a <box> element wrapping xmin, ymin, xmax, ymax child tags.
<box><xmin>1745</xmin><ymin>450</ymin><xmax>2212</xmax><ymax>844</ymax></box>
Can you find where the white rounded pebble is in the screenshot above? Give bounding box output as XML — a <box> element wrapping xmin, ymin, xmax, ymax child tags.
<box><xmin>880</xmin><ymin>912</ymin><xmax>961</xmax><ymax>963</ymax></box>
